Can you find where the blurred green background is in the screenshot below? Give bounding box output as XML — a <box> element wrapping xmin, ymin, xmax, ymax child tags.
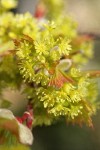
<box><xmin>5</xmin><ymin>0</ymin><xmax>100</xmax><ymax>150</ymax></box>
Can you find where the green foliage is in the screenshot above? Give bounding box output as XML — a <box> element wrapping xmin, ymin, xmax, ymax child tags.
<box><xmin>0</xmin><ymin>55</ymin><xmax>22</xmax><ymax>89</ymax></box>
<box><xmin>0</xmin><ymin>145</ymin><xmax>30</xmax><ymax>150</ymax></box>
<box><xmin>0</xmin><ymin>99</ymin><xmax>12</xmax><ymax>108</ymax></box>
<box><xmin>0</xmin><ymin>128</ymin><xmax>19</xmax><ymax>146</ymax></box>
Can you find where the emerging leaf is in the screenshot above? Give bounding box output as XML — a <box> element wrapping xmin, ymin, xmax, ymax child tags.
<box><xmin>0</xmin><ymin>109</ymin><xmax>33</xmax><ymax>146</ymax></box>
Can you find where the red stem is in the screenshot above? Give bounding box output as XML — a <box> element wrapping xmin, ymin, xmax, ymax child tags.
<box><xmin>85</xmin><ymin>70</ymin><xmax>100</xmax><ymax>78</ymax></box>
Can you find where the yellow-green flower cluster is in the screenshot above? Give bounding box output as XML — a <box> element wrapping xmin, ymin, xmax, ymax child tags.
<box><xmin>0</xmin><ymin>0</ymin><xmax>99</xmax><ymax>128</ymax></box>
<box><xmin>15</xmin><ymin>31</ymin><xmax>98</xmax><ymax>126</ymax></box>
<box><xmin>42</xmin><ymin>0</ymin><xmax>64</xmax><ymax>19</ymax></box>
<box><xmin>0</xmin><ymin>12</ymin><xmax>38</xmax><ymax>44</ymax></box>
<box><xmin>15</xmin><ymin>22</ymin><xmax>72</xmax><ymax>85</ymax></box>
<box><xmin>34</xmin><ymin>70</ymin><xmax>97</xmax><ymax>126</ymax></box>
<box><xmin>0</xmin><ymin>0</ymin><xmax>17</xmax><ymax>13</ymax></box>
